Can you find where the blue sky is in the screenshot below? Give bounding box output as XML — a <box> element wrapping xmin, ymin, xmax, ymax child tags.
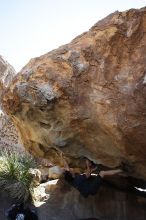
<box><xmin>0</xmin><ymin>0</ymin><xmax>146</xmax><ymax>72</ymax></box>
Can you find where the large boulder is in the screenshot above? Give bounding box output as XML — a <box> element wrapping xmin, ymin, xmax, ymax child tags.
<box><xmin>2</xmin><ymin>8</ymin><xmax>146</xmax><ymax>182</ymax></box>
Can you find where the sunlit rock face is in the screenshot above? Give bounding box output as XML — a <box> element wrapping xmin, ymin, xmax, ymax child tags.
<box><xmin>0</xmin><ymin>56</ymin><xmax>23</xmax><ymax>151</ymax></box>
<box><xmin>2</xmin><ymin>8</ymin><xmax>146</xmax><ymax>180</ymax></box>
<box><xmin>0</xmin><ymin>55</ymin><xmax>16</xmax><ymax>88</ymax></box>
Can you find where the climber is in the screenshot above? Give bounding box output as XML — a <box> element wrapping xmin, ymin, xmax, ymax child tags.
<box><xmin>61</xmin><ymin>154</ymin><xmax>122</xmax><ymax>198</ymax></box>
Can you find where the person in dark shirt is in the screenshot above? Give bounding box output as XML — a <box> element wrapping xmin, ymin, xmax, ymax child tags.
<box><xmin>61</xmin><ymin>154</ymin><xmax>122</xmax><ymax>198</ymax></box>
<box><xmin>5</xmin><ymin>203</ymin><xmax>38</xmax><ymax>220</ymax></box>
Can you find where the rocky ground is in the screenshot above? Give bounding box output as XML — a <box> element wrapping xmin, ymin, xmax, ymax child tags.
<box><xmin>1</xmin><ymin>169</ymin><xmax>146</xmax><ymax>220</ymax></box>
<box><xmin>30</xmin><ymin>178</ymin><xmax>146</xmax><ymax>220</ymax></box>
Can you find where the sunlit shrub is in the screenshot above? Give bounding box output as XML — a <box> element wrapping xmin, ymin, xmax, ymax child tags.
<box><xmin>0</xmin><ymin>150</ymin><xmax>37</xmax><ymax>203</ymax></box>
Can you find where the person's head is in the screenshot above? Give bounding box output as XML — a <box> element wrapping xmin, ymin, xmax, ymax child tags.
<box><xmin>89</xmin><ymin>161</ymin><xmax>96</xmax><ymax>169</ymax></box>
<box><xmin>85</xmin><ymin>158</ymin><xmax>96</xmax><ymax>169</ymax></box>
<box><xmin>64</xmin><ymin>171</ymin><xmax>74</xmax><ymax>184</ymax></box>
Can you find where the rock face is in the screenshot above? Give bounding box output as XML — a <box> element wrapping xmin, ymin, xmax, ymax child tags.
<box><xmin>0</xmin><ymin>113</ymin><xmax>22</xmax><ymax>151</ymax></box>
<box><xmin>0</xmin><ymin>56</ymin><xmax>23</xmax><ymax>152</ymax></box>
<box><xmin>0</xmin><ymin>55</ymin><xmax>16</xmax><ymax>91</ymax></box>
<box><xmin>35</xmin><ymin>178</ymin><xmax>146</xmax><ymax>220</ymax></box>
<box><xmin>2</xmin><ymin>8</ymin><xmax>146</xmax><ymax>182</ymax></box>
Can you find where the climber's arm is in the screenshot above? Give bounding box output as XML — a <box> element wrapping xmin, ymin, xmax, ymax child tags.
<box><xmin>99</xmin><ymin>169</ymin><xmax>122</xmax><ymax>178</ymax></box>
<box><xmin>84</xmin><ymin>159</ymin><xmax>92</xmax><ymax>178</ymax></box>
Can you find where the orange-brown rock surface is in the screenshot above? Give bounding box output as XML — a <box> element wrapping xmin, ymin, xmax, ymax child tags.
<box><xmin>2</xmin><ymin>8</ymin><xmax>146</xmax><ymax>182</ymax></box>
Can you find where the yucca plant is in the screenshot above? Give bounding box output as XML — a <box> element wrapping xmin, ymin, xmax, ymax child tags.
<box><xmin>0</xmin><ymin>149</ymin><xmax>37</xmax><ymax>203</ymax></box>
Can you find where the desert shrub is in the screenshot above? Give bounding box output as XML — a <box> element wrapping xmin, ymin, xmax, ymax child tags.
<box><xmin>0</xmin><ymin>150</ymin><xmax>37</xmax><ymax>203</ymax></box>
